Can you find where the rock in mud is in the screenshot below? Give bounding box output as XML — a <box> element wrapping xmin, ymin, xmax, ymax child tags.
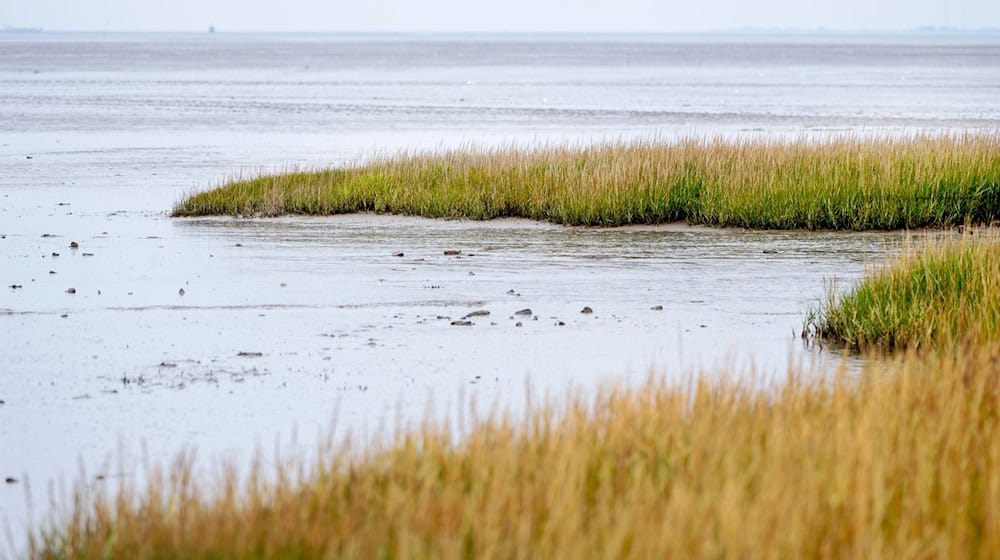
<box><xmin>450</xmin><ymin>320</ymin><xmax>473</xmax><ymax>326</ymax></box>
<box><xmin>443</xmin><ymin>249</ymin><xmax>462</xmax><ymax>256</ymax></box>
<box><xmin>514</xmin><ymin>308</ymin><xmax>533</xmax><ymax>316</ymax></box>
<box><xmin>581</xmin><ymin>306</ymin><xmax>593</xmax><ymax>314</ymax></box>
<box><xmin>464</xmin><ymin>310</ymin><xmax>490</xmax><ymax>318</ymax></box>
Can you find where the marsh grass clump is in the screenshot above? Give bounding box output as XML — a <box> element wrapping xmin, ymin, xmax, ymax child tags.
<box><xmin>817</xmin><ymin>231</ymin><xmax>1000</xmax><ymax>350</ymax></box>
<box><xmin>32</xmin><ymin>346</ymin><xmax>1000</xmax><ymax>559</ymax></box>
<box><xmin>174</xmin><ymin>134</ymin><xmax>1000</xmax><ymax>230</ymax></box>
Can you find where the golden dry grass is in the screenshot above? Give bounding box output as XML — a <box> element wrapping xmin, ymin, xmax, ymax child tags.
<box><xmin>33</xmin><ymin>344</ymin><xmax>1000</xmax><ymax>559</ymax></box>
<box><xmin>173</xmin><ymin>134</ymin><xmax>1000</xmax><ymax>230</ymax></box>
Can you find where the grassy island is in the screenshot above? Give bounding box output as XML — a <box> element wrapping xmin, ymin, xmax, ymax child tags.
<box><xmin>174</xmin><ymin>135</ymin><xmax>1000</xmax><ymax>230</ymax></box>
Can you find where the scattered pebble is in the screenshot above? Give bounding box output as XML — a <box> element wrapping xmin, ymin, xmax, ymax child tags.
<box><xmin>48</xmin><ymin>270</ymin><xmax>56</xmax><ymax>274</ymax></box>
<box><xmin>515</xmin><ymin>321</ymin><xmax>523</xmax><ymax>327</ymax></box>
<box><xmin>158</xmin><ymin>362</ymin><xmax>177</xmax><ymax>368</ymax></box>
<box><xmin>392</xmin><ymin>251</ymin><xmax>404</xmax><ymax>257</ymax></box>
<box><xmin>514</xmin><ymin>308</ymin><xmax>533</xmax><ymax>316</ymax></box>
<box><xmin>60</xmin><ymin>314</ymin><xmax>68</xmax><ymax>318</ymax></box>
<box><xmin>65</xmin><ymin>288</ymin><xmax>76</xmax><ymax>294</ymax></box>
<box><xmin>556</xmin><ymin>321</ymin><xmax>566</xmax><ymax>326</ymax></box>
<box><xmin>234</xmin><ymin>243</ymin><xmax>242</xmax><ymax>247</ymax></box>
<box><xmin>651</xmin><ymin>305</ymin><xmax>664</xmax><ymax>311</ymax></box>
<box><xmin>450</xmin><ymin>320</ymin><xmax>473</xmax><ymax>326</ymax></box>
<box><xmin>763</xmin><ymin>249</ymin><xmax>779</xmax><ymax>254</ymax></box>
<box><xmin>69</xmin><ymin>241</ymin><xmax>78</xmax><ymax>249</ymax></box>
<box><xmin>8</xmin><ymin>284</ymin><xmax>22</xmax><ymax>289</ymax></box>
<box><xmin>700</xmin><ymin>324</ymin><xmax>707</xmax><ymax>328</ymax></box>
<box><xmin>443</xmin><ymin>249</ymin><xmax>462</xmax><ymax>256</ymax></box>
<box><xmin>5</xmin><ymin>477</ymin><xmax>17</xmax><ymax>484</ymax></box>
<box><xmin>280</xmin><ymin>283</ymin><xmax>287</xmax><ymax>288</ymax></box>
<box><xmin>464</xmin><ymin>310</ymin><xmax>490</xmax><ymax>318</ymax></box>
<box><xmin>237</xmin><ymin>351</ymin><xmax>263</xmax><ymax>357</ymax></box>
<box><xmin>468</xmin><ymin>271</ymin><xmax>475</xmax><ymax>276</ymax></box>
<box><xmin>51</xmin><ymin>252</ymin><xmax>59</xmax><ymax>257</ymax></box>
<box><xmin>82</xmin><ymin>252</ymin><xmax>94</xmax><ymax>257</ymax></box>
<box><xmin>581</xmin><ymin>306</ymin><xmax>593</xmax><ymax>314</ymax></box>
<box><xmin>41</xmin><ymin>233</ymin><xmax>55</xmax><ymax>238</ymax></box>
<box><xmin>178</xmin><ymin>288</ymin><xmax>185</xmax><ymax>296</ymax></box>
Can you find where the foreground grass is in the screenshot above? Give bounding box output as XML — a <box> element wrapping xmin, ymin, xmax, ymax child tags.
<box><xmin>34</xmin><ymin>346</ymin><xmax>999</xmax><ymax>558</ymax></box>
<box><xmin>174</xmin><ymin>135</ymin><xmax>1000</xmax><ymax>229</ymax></box>
<box><xmin>818</xmin><ymin>232</ymin><xmax>1000</xmax><ymax>350</ymax></box>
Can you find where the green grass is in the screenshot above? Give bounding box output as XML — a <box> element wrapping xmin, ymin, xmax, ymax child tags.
<box><xmin>173</xmin><ymin>135</ymin><xmax>1000</xmax><ymax>230</ymax></box>
<box><xmin>817</xmin><ymin>232</ymin><xmax>1000</xmax><ymax>349</ymax></box>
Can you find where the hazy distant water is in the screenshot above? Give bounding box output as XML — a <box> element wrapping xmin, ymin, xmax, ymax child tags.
<box><xmin>3</xmin><ymin>32</ymin><xmax>999</xmax><ymax>137</ymax></box>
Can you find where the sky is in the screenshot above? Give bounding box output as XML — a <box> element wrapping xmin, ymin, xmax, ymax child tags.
<box><xmin>2</xmin><ymin>0</ymin><xmax>1000</xmax><ymax>32</ymax></box>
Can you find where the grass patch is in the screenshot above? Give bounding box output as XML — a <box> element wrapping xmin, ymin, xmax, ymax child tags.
<box><xmin>33</xmin><ymin>346</ymin><xmax>1000</xmax><ymax>558</ymax></box>
<box><xmin>173</xmin><ymin>134</ymin><xmax>1000</xmax><ymax>230</ymax></box>
<box><xmin>817</xmin><ymin>232</ymin><xmax>1000</xmax><ymax>350</ymax></box>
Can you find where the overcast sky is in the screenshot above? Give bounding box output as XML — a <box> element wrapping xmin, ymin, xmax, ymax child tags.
<box><xmin>3</xmin><ymin>0</ymin><xmax>999</xmax><ymax>32</ymax></box>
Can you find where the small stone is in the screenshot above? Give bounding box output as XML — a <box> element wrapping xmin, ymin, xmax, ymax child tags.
<box><xmin>69</xmin><ymin>241</ymin><xmax>79</xmax><ymax>249</ymax></box>
<box><xmin>450</xmin><ymin>320</ymin><xmax>473</xmax><ymax>326</ymax></box>
<box><xmin>82</xmin><ymin>252</ymin><xmax>94</xmax><ymax>257</ymax></box>
<box><xmin>178</xmin><ymin>288</ymin><xmax>185</xmax><ymax>296</ymax></box>
<box><xmin>464</xmin><ymin>310</ymin><xmax>490</xmax><ymax>318</ymax></box>
<box><xmin>763</xmin><ymin>249</ymin><xmax>779</xmax><ymax>254</ymax></box>
<box><xmin>515</xmin><ymin>321</ymin><xmax>523</xmax><ymax>327</ymax></box>
<box><xmin>280</xmin><ymin>283</ymin><xmax>287</xmax><ymax>287</ymax></box>
<box><xmin>49</xmin><ymin>270</ymin><xmax>56</xmax><ymax>274</ymax></box>
<box><xmin>700</xmin><ymin>324</ymin><xmax>707</xmax><ymax>328</ymax></box>
<box><xmin>392</xmin><ymin>251</ymin><xmax>404</xmax><ymax>257</ymax></box>
<box><xmin>651</xmin><ymin>305</ymin><xmax>663</xmax><ymax>311</ymax></box>
<box><xmin>51</xmin><ymin>252</ymin><xmax>59</xmax><ymax>257</ymax></box>
<box><xmin>514</xmin><ymin>308</ymin><xmax>533</xmax><ymax>316</ymax></box>
<box><xmin>66</xmin><ymin>287</ymin><xmax>76</xmax><ymax>294</ymax></box>
<box><xmin>8</xmin><ymin>284</ymin><xmax>22</xmax><ymax>289</ymax></box>
<box><xmin>5</xmin><ymin>477</ymin><xmax>17</xmax><ymax>484</ymax></box>
<box><xmin>237</xmin><ymin>351</ymin><xmax>263</xmax><ymax>357</ymax></box>
<box><xmin>443</xmin><ymin>249</ymin><xmax>462</xmax><ymax>256</ymax></box>
<box><xmin>581</xmin><ymin>306</ymin><xmax>593</xmax><ymax>314</ymax></box>
<box><xmin>468</xmin><ymin>271</ymin><xmax>475</xmax><ymax>276</ymax></box>
<box><xmin>60</xmin><ymin>314</ymin><xmax>68</xmax><ymax>318</ymax></box>
<box><xmin>556</xmin><ymin>321</ymin><xmax>566</xmax><ymax>326</ymax></box>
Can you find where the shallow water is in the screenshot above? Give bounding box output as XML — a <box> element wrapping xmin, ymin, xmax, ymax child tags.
<box><xmin>1</xmin><ymin>32</ymin><xmax>998</xmax><ymax>549</ymax></box>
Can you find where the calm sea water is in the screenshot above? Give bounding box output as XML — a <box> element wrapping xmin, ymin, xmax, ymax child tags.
<box><xmin>1</xmin><ymin>33</ymin><xmax>998</xmax><ymax>550</ymax></box>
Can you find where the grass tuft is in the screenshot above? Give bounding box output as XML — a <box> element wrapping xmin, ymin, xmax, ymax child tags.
<box><xmin>817</xmin><ymin>231</ymin><xmax>1000</xmax><ymax>350</ymax></box>
<box><xmin>173</xmin><ymin>134</ymin><xmax>1000</xmax><ymax>230</ymax></box>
